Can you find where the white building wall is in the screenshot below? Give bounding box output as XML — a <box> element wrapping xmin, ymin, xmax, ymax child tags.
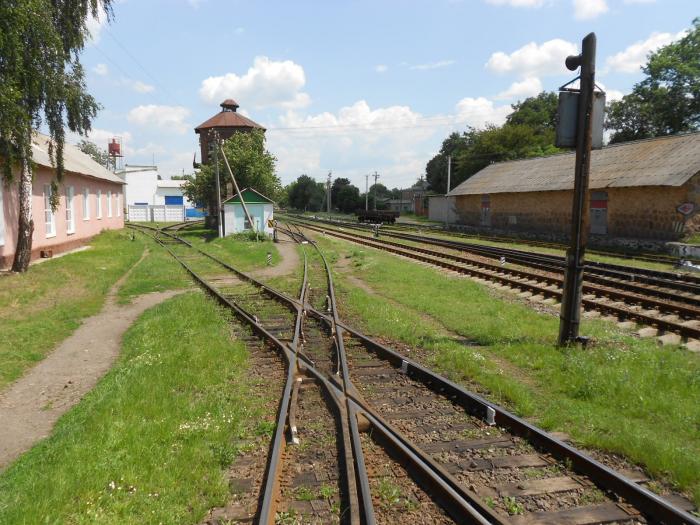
<box><xmin>154</xmin><ymin>184</ymin><xmax>193</xmax><ymax>207</ymax></box>
<box><xmin>118</xmin><ymin>167</ymin><xmax>158</xmax><ymax>205</ymax></box>
<box><xmin>223</xmin><ymin>202</ymin><xmax>274</xmax><ymax>236</ymax></box>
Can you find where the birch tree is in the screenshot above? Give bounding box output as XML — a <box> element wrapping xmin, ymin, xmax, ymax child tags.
<box><xmin>0</xmin><ymin>0</ymin><xmax>113</xmax><ymax>271</ymax></box>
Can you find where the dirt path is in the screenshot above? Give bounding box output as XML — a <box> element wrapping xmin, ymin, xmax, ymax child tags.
<box><xmin>250</xmin><ymin>235</ymin><xmax>300</xmax><ymax>278</ymax></box>
<box><xmin>0</xmin><ymin>248</ymin><xmax>184</xmax><ymax>471</ymax></box>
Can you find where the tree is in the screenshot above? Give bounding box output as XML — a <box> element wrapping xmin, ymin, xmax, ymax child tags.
<box><xmin>183</xmin><ymin>129</ymin><xmax>281</xmax><ymax>227</ymax></box>
<box><xmin>0</xmin><ymin>0</ymin><xmax>113</xmax><ymax>271</ymax></box>
<box><xmin>76</xmin><ymin>140</ymin><xmax>110</xmax><ymax>168</ymax></box>
<box><xmin>286</xmin><ymin>175</ymin><xmax>325</xmax><ymax>211</ymax></box>
<box><xmin>606</xmin><ymin>17</ymin><xmax>700</xmax><ymax>143</ymax></box>
<box><xmin>331</xmin><ymin>177</ymin><xmax>351</xmax><ymax>207</ymax></box>
<box><xmin>425</xmin><ymin>92</ymin><xmax>561</xmax><ymax>192</ymax></box>
<box><xmin>335</xmin><ymin>184</ymin><xmax>362</xmax><ymax>213</ymax></box>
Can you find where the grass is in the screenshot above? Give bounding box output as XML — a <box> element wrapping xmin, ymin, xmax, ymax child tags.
<box><xmin>0</xmin><ymin>230</ymin><xmax>144</xmax><ymax>389</ymax></box>
<box><xmin>176</xmin><ymin>225</ymin><xmax>281</xmax><ymax>271</ymax></box>
<box><xmin>0</xmin><ymin>292</ymin><xmax>258</xmax><ymax>524</ymax></box>
<box><xmin>117</xmin><ymin>232</ymin><xmax>190</xmax><ymax>303</ymax></box>
<box><xmin>315</xmin><ymin>235</ymin><xmax>700</xmax><ymax>504</ymax></box>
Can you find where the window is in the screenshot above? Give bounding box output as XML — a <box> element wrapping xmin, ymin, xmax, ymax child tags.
<box><xmin>44</xmin><ymin>184</ymin><xmax>56</xmax><ymax>237</ymax></box>
<box><xmin>66</xmin><ymin>186</ymin><xmax>75</xmax><ymax>234</ymax></box>
<box><xmin>0</xmin><ymin>184</ymin><xmax>5</xmax><ymax>246</ymax></box>
<box><xmin>83</xmin><ymin>187</ymin><xmax>90</xmax><ymax>220</ymax></box>
<box><xmin>97</xmin><ymin>189</ymin><xmax>102</xmax><ymax>219</ymax></box>
<box><xmin>117</xmin><ymin>192</ymin><xmax>121</xmax><ymax>217</ymax></box>
<box><xmin>107</xmin><ymin>190</ymin><xmax>112</xmax><ymax>217</ymax></box>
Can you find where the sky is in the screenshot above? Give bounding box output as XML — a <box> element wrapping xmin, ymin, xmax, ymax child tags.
<box><xmin>77</xmin><ymin>0</ymin><xmax>698</xmax><ymax>190</ymax></box>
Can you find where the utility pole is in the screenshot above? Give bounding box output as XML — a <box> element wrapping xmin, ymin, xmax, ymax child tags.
<box><xmin>214</xmin><ymin>132</ymin><xmax>223</xmax><ymax>238</ymax></box>
<box><xmin>372</xmin><ymin>171</ymin><xmax>380</xmax><ymax>211</ymax></box>
<box><xmin>365</xmin><ymin>174</ymin><xmax>369</xmax><ymax>211</ymax></box>
<box><xmin>558</xmin><ymin>33</ymin><xmax>597</xmax><ymax>346</ymax></box>
<box><xmin>327</xmin><ymin>171</ymin><xmax>332</xmax><ymax>216</ymax></box>
<box><xmin>445</xmin><ymin>155</ymin><xmax>452</xmax><ymax>227</ymax></box>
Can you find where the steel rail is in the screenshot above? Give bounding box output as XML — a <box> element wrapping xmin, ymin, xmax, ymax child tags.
<box><xmin>129</xmin><ymin>223</ymin><xmax>700</xmax><ymax>524</ymax></box>
<box><xmin>284</xmin><ymin>212</ymin><xmax>700</xmax><ymax>267</ymax></box>
<box><xmin>285</xmin><ymin>214</ymin><xmax>700</xmax><ymax>287</ymax></box>
<box><xmin>291</xmin><ymin>221</ymin><xmax>700</xmax><ymax>341</ymax></box>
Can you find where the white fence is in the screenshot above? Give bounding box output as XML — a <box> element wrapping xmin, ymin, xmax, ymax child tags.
<box><xmin>128</xmin><ymin>205</ymin><xmax>185</xmax><ymax>223</ymax></box>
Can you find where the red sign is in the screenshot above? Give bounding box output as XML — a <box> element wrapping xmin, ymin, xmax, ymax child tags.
<box><xmin>677</xmin><ymin>202</ymin><xmax>695</xmax><ymax>216</ymax></box>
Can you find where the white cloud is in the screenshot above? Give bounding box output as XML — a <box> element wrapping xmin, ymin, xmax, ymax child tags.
<box><xmin>130</xmin><ymin>80</ymin><xmax>155</xmax><ymax>93</ymax></box>
<box><xmin>596</xmin><ymin>82</ymin><xmax>625</xmax><ymax>102</ymax></box>
<box><xmin>455</xmin><ymin>97</ymin><xmax>511</xmax><ymax>127</ymax></box>
<box><xmin>486</xmin><ymin>39</ymin><xmax>577</xmax><ymax>77</ymax></box>
<box><xmin>127</xmin><ymin>105</ymin><xmax>191</xmax><ymax>134</ymax></box>
<box><xmin>495</xmin><ymin>77</ymin><xmax>543</xmax><ymax>99</ymax></box>
<box><xmin>199</xmin><ymin>56</ymin><xmax>311</xmax><ymax>110</ymax></box>
<box><xmin>623</xmin><ymin>0</ymin><xmax>655</xmax><ymax>3</ymax></box>
<box><xmin>375</xmin><ymin>64</ymin><xmax>388</xmax><ymax>73</ymax></box>
<box><xmin>409</xmin><ymin>59</ymin><xmax>456</xmax><ymax>71</ymax></box>
<box><xmin>605</xmin><ymin>30</ymin><xmax>687</xmax><ymax>73</ymax></box>
<box><xmin>234</xmin><ymin>27</ymin><xmax>245</xmax><ymax>35</ymax></box>
<box><xmin>86</xmin><ymin>12</ymin><xmax>106</xmax><ymax>44</ymax></box>
<box><xmin>93</xmin><ymin>63</ymin><xmax>109</xmax><ymax>76</ymax></box>
<box><xmin>573</xmin><ymin>0</ymin><xmax>608</xmax><ymax>20</ymax></box>
<box><xmin>187</xmin><ymin>0</ymin><xmax>205</xmax><ymax>8</ymax></box>
<box><xmin>485</xmin><ymin>0</ymin><xmax>546</xmax><ymax>7</ymax></box>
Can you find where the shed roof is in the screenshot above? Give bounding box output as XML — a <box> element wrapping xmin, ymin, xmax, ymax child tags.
<box><xmin>448</xmin><ymin>132</ymin><xmax>700</xmax><ymax>196</ymax></box>
<box><xmin>32</xmin><ymin>133</ymin><xmax>124</xmax><ymax>185</ymax></box>
<box><xmin>223</xmin><ymin>188</ymin><xmax>274</xmax><ymax>205</ymax></box>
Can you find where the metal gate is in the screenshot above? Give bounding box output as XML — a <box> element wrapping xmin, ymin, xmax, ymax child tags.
<box><xmin>590</xmin><ymin>191</ymin><xmax>608</xmax><ymax>235</ymax></box>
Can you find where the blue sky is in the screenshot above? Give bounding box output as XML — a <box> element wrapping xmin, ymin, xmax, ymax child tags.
<box><xmin>78</xmin><ymin>0</ymin><xmax>698</xmax><ymax>189</ymax></box>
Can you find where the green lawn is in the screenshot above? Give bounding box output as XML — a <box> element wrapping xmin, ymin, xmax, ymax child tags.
<box><xmin>0</xmin><ymin>292</ymin><xmax>264</xmax><ymax>524</ymax></box>
<box><xmin>315</xmin><ymin>235</ymin><xmax>700</xmax><ymax>505</ymax></box>
<box><xmin>0</xmin><ymin>231</ymin><xmax>144</xmax><ymax>389</ymax></box>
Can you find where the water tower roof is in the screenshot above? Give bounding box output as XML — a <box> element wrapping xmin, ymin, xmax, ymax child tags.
<box><xmin>221</xmin><ymin>99</ymin><xmax>239</xmax><ymax>110</ymax></box>
<box><xmin>194</xmin><ymin>101</ymin><xmax>265</xmax><ymax>133</ymax></box>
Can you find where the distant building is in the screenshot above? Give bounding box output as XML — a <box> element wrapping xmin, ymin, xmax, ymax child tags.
<box><xmin>194</xmin><ymin>99</ymin><xmax>265</xmax><ymax>165</ymax></box>
<box><xmin>223</xmin><ymin>188</ymin><xmax>274</xmax><ymax>237</ymax></box>
<box><xmin>115</xmin><ymin>165</ymin><xmax>196</xmax><ymax>222</ymax></box>
<box><xmin>447</xmin><ymin>133</ymin><xmax>700</xmax><ymax>241</ymax></box>
<box><xmin>400</xmin><ymin>178</ymin><xmax>432</xmax><ymax>216</ymax></box>
<box><xmin>0</xmin><ymin>133</ymin><xmax>124</xmax><ymax>268</ymax></box>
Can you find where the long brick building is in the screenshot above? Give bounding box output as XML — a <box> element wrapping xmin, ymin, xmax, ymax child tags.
<box><xmin>447</xmin><ymin>133</ymin><xmax>700</xmax><ymax>242</ymax></box>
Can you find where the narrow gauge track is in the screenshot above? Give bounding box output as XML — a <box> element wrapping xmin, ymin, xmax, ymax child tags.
<box><xmin>127</xmin><ymin>222</ymin><xmax>699</xmax><ymax>524</ymax></box>
<box><xmin>285</xmin><ymin>214</ymin><xmax>697</xmax><ymax>266</ymax></box>
<box><xmin>285</xmin><ymin>219</ymin><xmax>700</xmax><ymax>343</ymax></box>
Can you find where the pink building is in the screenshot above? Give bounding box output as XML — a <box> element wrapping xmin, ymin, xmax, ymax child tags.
<box><xmin>0</xmin><ymin>133</ymin><xmax>125</xmax><ymax>269</ymax></box>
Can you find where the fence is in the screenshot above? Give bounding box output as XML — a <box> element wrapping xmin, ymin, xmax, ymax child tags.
<box><xmin>127</xmin><ymin>205</ymin><xmax>185</xmax><ymax>222</ymax></box>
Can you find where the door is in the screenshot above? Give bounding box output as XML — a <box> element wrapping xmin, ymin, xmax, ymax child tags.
<box><xmin>480</xmin><ymin>194</ymin><xmax>491</xmax><ymax>227</ymax></box>
<box><xmin>164</xmin><ymin>195</ymin><xmax>183</xmax><ymax>205</ymax></box>
<box><xmin>590</xmin><ymin>191</ymin><xmax>608</xmax><ymax>235</ymax></box>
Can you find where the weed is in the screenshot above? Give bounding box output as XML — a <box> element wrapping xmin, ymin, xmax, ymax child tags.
<box><xmin>377</xmin><ymin>478</ymin><xmax>403</xmax><ymax>506</ymax></box>
<box><xmin>503</xmin><ymin>496</ymin><xmax>525</xmax><ymax>515</ymax></box>
<box><xmin>319</xmin><ymin>484</ymin><xmax>334</xmax><ymax>500</ymax></box>
<box><xmin>484</xmin><ymin>496</ymin><xmax>496</xmax><ymax>509</ymax></box>
<box><xmin>294</xmin><ymin>486</ymin><xmax>315</xmax><ymax>501</ymax></box>
<box><xmin>255</xmin><ymin>420</ymin><xmax>276</xmax><ymax>437</ymax></box>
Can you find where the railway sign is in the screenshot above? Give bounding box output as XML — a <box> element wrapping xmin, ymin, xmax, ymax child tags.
<box><xmin>677</xmin><ymin>202</ymin><xmax>695</xmax><ymax>216</ymax></box>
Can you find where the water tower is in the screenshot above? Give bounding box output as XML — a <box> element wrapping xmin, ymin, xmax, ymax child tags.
<box><xmin>107</xmin><ymin>137</ymin><xmax>124</xmax><ymax>171</ymax></box>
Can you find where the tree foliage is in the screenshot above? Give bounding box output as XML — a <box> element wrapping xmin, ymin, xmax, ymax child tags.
<box><xmin>183</xmin><ymin>129</ymin><xmax>281</xmax><ymax>214</ymax></box>
<box><xmin>0</xmin><ymin>0</ymin><xmax>112</xmax><ymax>181</ymax></box>
<box><xmin>606</xmin><ymin>18</ymin><xmax>700</xmax><ymax>143</ymax></box>
<box><xmin>287</xmin><ymin>175</ymin><xmax>326</xmax><ymax>211</ymax></box>
<box><xmin>425</xmin><ymin>92</ymin><xmax>560</xmax><ymax>193</ymax></box>
<box><xmin>76</xmin><ymin>139</ymin><xmax>110</xmax><ymax>168</ymax></box>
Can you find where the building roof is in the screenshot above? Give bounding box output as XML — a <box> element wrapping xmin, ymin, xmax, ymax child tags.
<box><xmin>194</xmin><ymin>100</ymin><xmax>265</xmax><ymax>132</ymax></box>
<box><xmin>448</xmin><ymin>132</ymin><xmax>700</xmax><ymax>196</ymax></box>
<box><xmin>156</xmin><ymin>179</ymin><xmax>187</xmax><ymax>188</ymax></box>
<box><xmin>32</xmin><ymin>133</ymin><xmax>124</xmax><ymax>185</ymax></box>
<box><xmin>223</xmin><ymin>188</ymin><xmax>274</xmax><ymax>205</ymax></box>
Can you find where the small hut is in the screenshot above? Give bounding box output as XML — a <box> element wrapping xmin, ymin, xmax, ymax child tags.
<box><xmin>222</xmin><ymin>188</ymin><xmax>274</xmax><ymax>236</ymax></box>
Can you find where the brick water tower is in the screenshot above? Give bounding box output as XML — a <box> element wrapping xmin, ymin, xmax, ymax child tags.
<box><xmin>194</xmin><ymin>99</ymin><xmax>265</xmax><ymax>165</ymax></box>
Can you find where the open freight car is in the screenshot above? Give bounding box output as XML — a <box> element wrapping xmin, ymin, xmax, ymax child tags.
<box><xmin>355</xmin><ymin>209</ymin><xmax>400</xmax><ymax>224</ymax></box>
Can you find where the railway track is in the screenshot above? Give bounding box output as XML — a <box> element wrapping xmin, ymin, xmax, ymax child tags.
<box><xmin>286</xmin><ymin>214</ymin><xmax>698</xmax><ymax>266</ymax></box>
<box><xmin>127</xmin><ymin>222</ymin><xmax>699</xmax><ymax>524</ymax></box>
<box><xmin>284</xmin><ymin>218</ymin><xmax>700</xmax><ymax>344</ymax></box>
